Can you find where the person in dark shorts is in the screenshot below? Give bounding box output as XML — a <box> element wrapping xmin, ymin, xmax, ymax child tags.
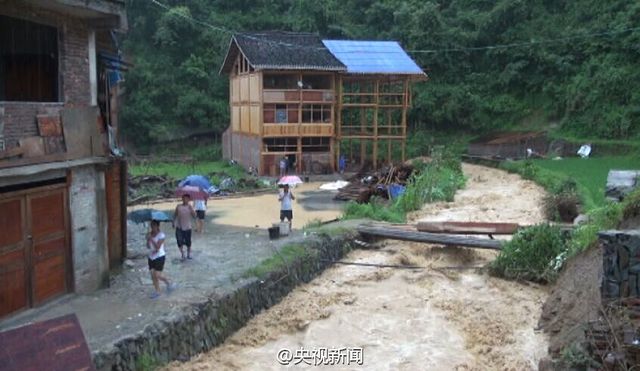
<box><xmin>173</xmin><ymin>194</ymin><xmax>196</xmax><ymax>261</ymax></box>
<box><xmin>146</xmin><ymin>220</ymin><xmax>175</xmax><ymax>299</ymax></box>
<box><xmin>278</xmin><ymin>184</ymin><xmax>295</xmax><ymax>227</ymax></box>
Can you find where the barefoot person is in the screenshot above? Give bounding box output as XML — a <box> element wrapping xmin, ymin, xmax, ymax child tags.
<box><xmin>278</xmin><ymin>184</ymin><xmax>295</xmax><ymax>229</ymax></box>
<box><xmin>194</xmin><ymin>198</ymin><xmax>207</xmax><ymax>233</ymax></box>
<box><xmin>146</xmin><ymin>220</ymin><xmax>175</xmax><ymax>299</ymax></box>
<box><xmin>173</xmin><ymin>194</ymin><xmax>196</xmax><ymax>261</ymax></box>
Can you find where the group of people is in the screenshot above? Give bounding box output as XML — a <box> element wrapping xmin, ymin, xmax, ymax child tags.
<box><xmin>144</xmin><ymin>193</ymin><xmax>207</xmax><ymax>298</ymax></box>
<box><xmin>144</xmin><ymin>184</ymin><xmax>296</xmax><ymax>299</ymax></box>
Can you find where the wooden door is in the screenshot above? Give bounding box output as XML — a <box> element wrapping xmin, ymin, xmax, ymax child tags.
<box><xmin>0</xmin><ymin>197</ymin><xmax>28</xmax><ymax>318</ymax></box>
<box><xmin>0</xmin><ymin>184</ymin><xmax>70</xmax><ymax>318</ymax></box>
<box><xmin>28</xmin><ymin>189</ymin><xmax>69</xmax><ymax>305</ymax></box>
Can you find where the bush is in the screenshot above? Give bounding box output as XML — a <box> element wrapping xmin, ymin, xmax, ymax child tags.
<box><xmin>543</xmin><ymin>192</ymin><xmax>581</xmax><ymax>222</ymax></box>
<box><xmin>622</xmin><ymin>187</ymin><xmax>640</xmax><ymax>220</ymax></box>
<box><xmin>490</xmin><ymin>224</ymin><xmax>567</xmax><ymax>283</ymax></box>
<box><xmin>191</xmin><ymin>144</ymin><xmax>222</xmax><ymax>161</ymax></box>
<box><xmin>343</xmin><ymin>198</ymin><xmax>406</xmax><ymax>223</ymax></box>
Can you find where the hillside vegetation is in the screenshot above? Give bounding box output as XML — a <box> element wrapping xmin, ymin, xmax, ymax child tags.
<box><xmin>121</xmin><ymin>0</ymin><xmax>640</xmax><ymax>148</ymax></box>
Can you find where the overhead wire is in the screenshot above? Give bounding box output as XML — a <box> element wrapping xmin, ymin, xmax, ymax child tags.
<box><xmin>148</xmin><ymin>0</ymin><xmax>640</xmax><ymax>57</ymax></box>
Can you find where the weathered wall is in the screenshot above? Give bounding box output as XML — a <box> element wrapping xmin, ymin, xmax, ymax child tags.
<box><xmin>221</xmin><ymin>127</ymin><xmax>232</xmax><ymax>160</ymax></box>
<box><xmin>230</xmin><ymin>132</ymin><xmax>260</xmax><ymax>172</ymax></box>
<box><xmin>69</xmin><ymin>165</ymin><xmax>109</xmax><ymax>293</ymax></box>
<box><xmin>600</xmin><ymin>230</ymin><xmax>640</xmax><ymax>299</ymax></box>
<box><xmin>92</xmin><ymin>234</ymin><xmax>354</xmax><ymax>370</ymax></box>
<box><xmin>1</xmin><ymin>103</ymin><xmax>64</xmax><ymax>149</ymax></box>
<box><xmin>0</xmin><ymin>1</ymin><xmax>90</xmax><ymax>149</ymax></box>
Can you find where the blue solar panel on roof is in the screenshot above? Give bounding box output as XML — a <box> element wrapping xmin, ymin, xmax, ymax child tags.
<box><xmin>322</xmin><ymin>40</ymin><xmax>424</xmax><ymax>74</ymax></box>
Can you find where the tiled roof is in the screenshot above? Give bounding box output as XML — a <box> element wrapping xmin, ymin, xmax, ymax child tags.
<box><xmin>219</xmin><ymin>32</ymin><xmax>346</xmax><ymax>74</ymax></box>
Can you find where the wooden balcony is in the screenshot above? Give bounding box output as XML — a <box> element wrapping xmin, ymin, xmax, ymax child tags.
<box><xmin>262</xmin><ymin>123</ymin><xmax>334</xmax><ymax>137</ymax></box>
<box><xmin>263</xmin><ymin>89</ymin><xmax>334</xmax><ymax>103</ymax></box>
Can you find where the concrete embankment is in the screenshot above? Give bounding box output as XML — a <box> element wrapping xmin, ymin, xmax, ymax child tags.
<box><xmin>92</xmin><ymin>233</ymin><xmax>354</xmax><ymax>370</ymax></box>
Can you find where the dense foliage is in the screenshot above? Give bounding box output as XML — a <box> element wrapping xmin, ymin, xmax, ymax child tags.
<box><xmin>122</xmin><ymin>0</ymin><xmax>640</xmax><ymax>147</ymax></box>
<box><xmin>490</xmin><ymin>224</ymin><xmax>567</xmax><ymax>283</ymax></box>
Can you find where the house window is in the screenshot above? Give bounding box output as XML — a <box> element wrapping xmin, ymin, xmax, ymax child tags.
<box><xmin>302</xmin><ymin>104</ymin><xmax>331</xmax><ymax>123</ymax></box>
<box><xmin>302</xmin><ymin>137</ymin><xmax>330</xmax><ymax>152</ymax></box>
<box><xmin>301</xmin><ymin>74</ymin><xmax>331</xmax><ymax>89</ymax></box>
<box><xmin>263</xmin><ymin>73</ymin><xmax>298</xmax><ymax>89</ymax></box>
<box><xmin>264</xmin><ymin>137</ymin><xmax>297</xmax><ymax>152</ymax></box>
<box><xmin>0</xmin><ymin>15</ymin><xmax>59</xmax><ymax>102</ymax></box>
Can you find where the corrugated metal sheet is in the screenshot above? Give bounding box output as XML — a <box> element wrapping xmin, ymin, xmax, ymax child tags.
<box><xmin>322</xmin><ymin>40</ymin><xmax>425</xmax><ymax>75</ymax></box>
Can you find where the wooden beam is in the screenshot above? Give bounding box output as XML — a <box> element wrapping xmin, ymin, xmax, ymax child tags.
<box><xmin>357</xmin><ymin>224</ymin><xmax>503</xmax><ymax>250</ymax></box>
<box><xmin>373</xmin><ymin>79</ymin><xmax>379</xmax><ymax>170</ymax></box>
<box><xmin>416</xmin><ymin>221</ymin><xmax>521</xmax><ymax>235</ymax></box>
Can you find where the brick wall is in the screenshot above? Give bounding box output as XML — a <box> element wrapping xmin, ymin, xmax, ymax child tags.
<box><xmin>0</xmin><ymin>1</ymin><xmax>91</xmax><ymax>149</ymax></box>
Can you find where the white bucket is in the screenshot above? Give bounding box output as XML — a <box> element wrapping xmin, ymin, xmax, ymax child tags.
<box><xmin>279</xmin><ymin>222</ymin><xmax>290</xmax><ymax>236</ymax></box>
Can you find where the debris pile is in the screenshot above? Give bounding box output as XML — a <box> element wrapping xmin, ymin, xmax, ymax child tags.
<box><xmin>334</xmin><ymin>164</ymin><xmax>415</xmax><ymax>203</ymax></box>
<box><xmin>128</xmin><ymin>175</ymin><xmax>176</xmax><ymax>205</ymax></box>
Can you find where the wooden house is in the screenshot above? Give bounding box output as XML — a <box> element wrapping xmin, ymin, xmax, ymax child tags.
<box><xmin>220</xmin><ymin>32</ymin><xmax>426</xmax><ymax>176</ymax></box>
<box><xmin>0</xmin><ymin>0</ymin><xmax>128</xmax><ymax>319</ymax></box>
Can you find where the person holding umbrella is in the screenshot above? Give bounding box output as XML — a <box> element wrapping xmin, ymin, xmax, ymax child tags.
<box><xmin>173</xmin><ymin>194</ymin><xmax>196</xmax><ymax>261</ymax></box>
<box><xmin>278</xmin><ymin>184</ymin><xmax>295</xmax><ymax>228</ymax></box>
<box><xmin>146</xmin><ymin>220</ymin><xmax>175</xmax><ymax>298</ymax></box>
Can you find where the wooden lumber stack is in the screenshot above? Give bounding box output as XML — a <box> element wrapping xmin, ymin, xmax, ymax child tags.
<box><xmin>357</xmin><ymin>223</ymin><xmax>503</xmax><ymax>250</ymax></box>
<box><xmin>334</xmin><ymin>163</ymin><xmax>415</xmax><ymax>202</ymax></box>
<box><xmin>416</xmin><ymin>221</ymin><xmax>521</xmax><ymax>235</ymax></box>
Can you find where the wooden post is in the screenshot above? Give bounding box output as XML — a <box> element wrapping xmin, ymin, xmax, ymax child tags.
<box><xmin>258</xmin><ymin>71</ymin><xmax>264</xmax><ymax>174</ymax></box>
<box><xmin>373</xmin><ymin>79</ymin><xmax>379</xmax><ymax>170</ymax></box>
<box><xmin>360</xmin><ymin>106</ymin><xmax>366</xmax><ymax>166</ymax></box>
<box><xmin>401</xmin><ymin>78</ymin><xmax>408</xmax><ymax>163</ymax></box>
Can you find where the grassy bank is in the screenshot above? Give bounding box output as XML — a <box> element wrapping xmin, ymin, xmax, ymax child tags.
<box><xmin>343</xmin><ymin>151</ymin><xmax>466</xmax><ymax>223</ymax></box>
<box><xmin>501</xmin><ymin>156</ymin><xmax>639</xmax><ymax>211</ymax></box>
<box><xmin>129</xmin><ymin>160</ymin><xmax>248</xmax><ymax>181</ymax></box>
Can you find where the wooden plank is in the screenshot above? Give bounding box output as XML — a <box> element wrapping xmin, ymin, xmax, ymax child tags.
<box><xmin>416</xmin><ymin>221</ymin><xmax>521</xmax><ymax>235</ymax></box>
<box><xmin>357</xmin><ymin>224</ymin><xmax>503</xmax><ymax>250</ymax></box>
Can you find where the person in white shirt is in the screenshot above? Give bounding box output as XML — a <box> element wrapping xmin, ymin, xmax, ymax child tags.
<box><xmin>146</xmin><ymin>220</ymin><xmax>175</xmax><ymax>299</ymax></box>
<box><xmin>278</xmin><ymin>184</ymin><xmax>295</xmax><ymax>228</ymax></box>
<box><xmin>194</xmin><ymin>198</ymin><xmax>207</xmax><ymax>233</ymax></box>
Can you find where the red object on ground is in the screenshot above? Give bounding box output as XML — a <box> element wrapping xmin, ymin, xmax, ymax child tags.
<box><xmin>0</xmin><ymin>314</ymin><xmax>95</xmax><ymax>371</ymax></box>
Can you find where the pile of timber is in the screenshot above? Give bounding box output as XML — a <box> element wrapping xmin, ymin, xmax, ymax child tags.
<box><xmin>356</xmin><ymin>221</ymin><xmax>529</xmax><ymax>250</ymax></box>
<box><xmin>128</xmin><ymin>175</ymin><xmax>176</xmax><ymax>205</ymax></box>
<box><xmin>334</xmin><ymin>163</ymin><xmax>415</xmax><ymax>202</ymax></box>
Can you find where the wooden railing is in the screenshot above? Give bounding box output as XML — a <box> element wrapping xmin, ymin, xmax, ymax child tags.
<box><xmin>263</xmin><ymin>89</ymin><xmax>334</xmax><ymax>103</ymax></box>
<box><xmin>262</xmin><ymin>123</ymin><xmax>334</xmax><ymax>137</ymax></box>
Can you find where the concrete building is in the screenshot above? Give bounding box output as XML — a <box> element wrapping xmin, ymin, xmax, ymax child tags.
<box><xmin>220</xmin><ymin>32</ymin><xmax>427</xmax><ymax>176</ymax></box>
<box><xmin>0</xmin><ymin>0</ymin><xmax>128</xmax><ymax>319</ymax></box>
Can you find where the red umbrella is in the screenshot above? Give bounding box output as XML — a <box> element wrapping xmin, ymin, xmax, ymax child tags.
<box><xmin>175</xmin><ymin>185</ymin><xmax>208</xmax><ymax>200</ymax></box>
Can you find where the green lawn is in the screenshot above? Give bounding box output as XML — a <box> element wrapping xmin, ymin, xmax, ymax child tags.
<box><xmin>129</xmin><ymin>160</ymin><xmax>248</xmax><ymax>182</ymax></box>
<box><xmin>532</xmin><ymin>156</ymin><xmax>639</xmax><ymax>208</ymax></box>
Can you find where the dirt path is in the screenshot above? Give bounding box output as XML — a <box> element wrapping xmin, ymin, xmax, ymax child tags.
<box><xmin>165</xmin><ymin>164</ymin><xmax>549</xmax><ymax>370</ymax></box>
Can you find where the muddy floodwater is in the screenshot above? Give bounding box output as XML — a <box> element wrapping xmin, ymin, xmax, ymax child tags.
<box><xmin>133</xmin><ymin>182</ymin><xmax>343</xmax><ymax>229</ymax></box>
<box><xmin>165</xmin><ymin>164</ymin><xmax>550</xmax><ymax>370</ymax></box>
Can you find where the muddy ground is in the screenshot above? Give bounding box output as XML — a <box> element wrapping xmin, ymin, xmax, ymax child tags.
<box><xmin>167</xmin><ymin>164</ymin><xmax>550</xmax><ymax>370</ymax></box>
<box><xmin>134</xmin><ymin>181</ymin><xmax>343</xmax><ymax>229</ymax></box>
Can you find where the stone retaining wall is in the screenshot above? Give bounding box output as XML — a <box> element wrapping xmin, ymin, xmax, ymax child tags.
<box><xmin>600</xmin><ymin>230</ymin><xmax>640</xmax><ymax>299</ymax></box>
<box><xmin>92</xmin><ymin>234</ymin><xmax>353</xmax><ymax>370</ymax></box>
